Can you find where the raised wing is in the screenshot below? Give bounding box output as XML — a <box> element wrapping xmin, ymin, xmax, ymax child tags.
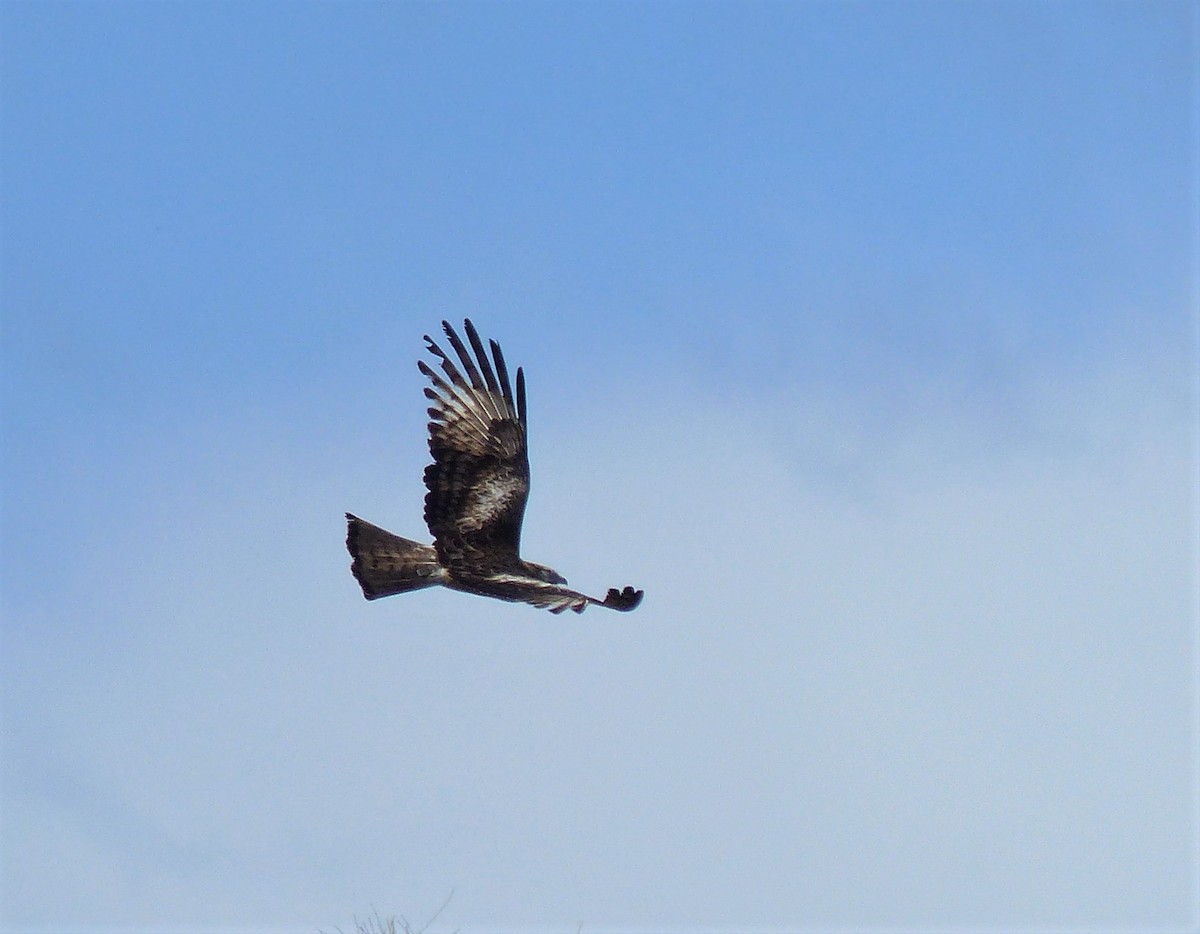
<box><xmin>419</xmin><ymin>319</ymin><xmax>530</xmax><ymax>568</ymax></box>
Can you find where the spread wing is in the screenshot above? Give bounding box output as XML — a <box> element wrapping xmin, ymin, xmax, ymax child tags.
<box><xmin>449</xmin><ymin>570</ymin><xmax>644</xmax><ymax>615</ymax></box>
<box><xmin>492</xmin><ymin>580</ymin><xmax>645</xmax><ymax>615</ymax></box>
<box><xmin>419</xmin><ymin>319</ymin><xmax>529</xmax><ymax>569</ymax></box>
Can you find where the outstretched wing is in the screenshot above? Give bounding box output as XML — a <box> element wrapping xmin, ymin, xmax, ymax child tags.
<box><xmin>452</xmin><ymin>573</ymin><xmax>645</xmax><ymax>615</ymax></box>
<box><xmin>510</xmin><ymin>582</ymin><xmax>645</xmax><ymax>615</ymax></box>
<box><xmin>527</xmin><ymin>583</ymin><xmax>645</xmax><ymax>615</ymax></box>
<box><xmin>419</xmin><ymin>319</ymin><xmax>529</xmax><ymax>568</ymax></box>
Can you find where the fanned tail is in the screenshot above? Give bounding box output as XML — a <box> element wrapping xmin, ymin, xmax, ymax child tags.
<box><xmin>345</xmin><ymin>514</ymin><xmax>447</xmax><ymax>600</ymax></box>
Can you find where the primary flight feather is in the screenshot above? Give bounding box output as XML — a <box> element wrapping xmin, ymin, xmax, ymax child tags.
<box><xmin>346</xmin><ymin>319</ymin><xmax>643</xmax><ymax>614</ymax></box>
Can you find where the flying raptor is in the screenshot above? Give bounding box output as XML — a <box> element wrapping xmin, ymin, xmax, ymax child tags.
<box><xmin>346</xmin><ymin>319</ymin><xmax>644</xmax><ymax>614</ymax></box>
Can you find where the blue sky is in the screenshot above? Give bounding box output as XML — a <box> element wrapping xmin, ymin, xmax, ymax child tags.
<box><xmin>1</xmin><ymin>2</ymin><xmax>1196</xmax><ymax>932</ymax></box>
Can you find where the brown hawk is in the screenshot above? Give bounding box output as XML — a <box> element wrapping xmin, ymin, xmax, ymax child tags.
<box><xmin>346</xmin><ymin>319</ymin><xmax>643</xmax><ymax>614</ymax></box>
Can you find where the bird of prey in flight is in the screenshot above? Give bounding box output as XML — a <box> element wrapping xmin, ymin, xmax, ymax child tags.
<box><xmin>346</xmin><ymin>319</ymin><xmax>643</xmax><ymax>614</ymax></box>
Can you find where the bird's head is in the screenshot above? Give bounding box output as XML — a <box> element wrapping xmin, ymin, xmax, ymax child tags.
<box><xmin>523</xmin><ymin>561</ymin><xmax>567</xmax><ymax>585</ymax></box>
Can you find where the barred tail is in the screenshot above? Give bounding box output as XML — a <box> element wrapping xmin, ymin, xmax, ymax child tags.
<box><xmin>345</xmin><ymin>513</ymin><xmax>446</xmax><ymax>600</ymax></box>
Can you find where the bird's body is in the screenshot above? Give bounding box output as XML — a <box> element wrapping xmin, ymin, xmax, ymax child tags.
<box><xmin>346</xmin><ymin>319</ymin><xmax>643</xmax><ymax>614</ymax></box>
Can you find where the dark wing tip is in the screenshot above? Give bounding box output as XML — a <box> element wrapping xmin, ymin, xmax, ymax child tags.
<box><xmin>602</xmin><ymin>586</ymin><xmax>644</xmax><ymax>612</ymax></box>
<box><xmin>445</xmin><ymin>319</ymin><xmax>472</xmax><ymax>352</ymax></box>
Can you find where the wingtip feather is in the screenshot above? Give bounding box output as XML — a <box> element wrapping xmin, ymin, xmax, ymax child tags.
<box><xmin>601</xmin><ymin>586</ymin><xmax>644</xmax><ymax>612</ymax></box>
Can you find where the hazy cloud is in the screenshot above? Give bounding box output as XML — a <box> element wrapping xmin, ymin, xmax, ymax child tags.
<box><xmin>3</xmin><ymin>347</ymin><xmax>1192</xmax><ymax>931</ymax></box>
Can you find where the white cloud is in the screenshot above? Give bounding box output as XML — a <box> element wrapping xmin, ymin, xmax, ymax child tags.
<box><xmin>2</xmin><ymin>348</ymin><xmax>1194</xmax><ymax>932</ymax></box>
